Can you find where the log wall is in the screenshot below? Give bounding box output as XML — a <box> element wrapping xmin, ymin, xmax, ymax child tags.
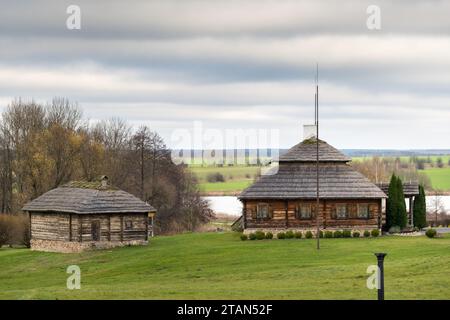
<box><xmin>30</xmin><ymin>212</ymin><xmax>148</xmax><ymax>243</ymax></box>
<box><xmin>244</xmin><ymin>199</ymin><xmax>382</xmax><ymax>230</ymax></box>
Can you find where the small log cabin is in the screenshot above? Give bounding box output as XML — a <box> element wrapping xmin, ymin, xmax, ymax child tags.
<box><xmin>22</xmin><ymin>176</ymin><xmax>156</xmax><ymax>253</ymax></box>
<box><xmin>238</xmin><ymin>137</ymin><xmax>387</xmax><ymax>235</ymax></box>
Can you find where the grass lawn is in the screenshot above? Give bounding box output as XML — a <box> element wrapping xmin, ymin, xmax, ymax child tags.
<box><xmin>422</xmin><ymin>167</ymin><xmax>450</xmax><ymax>191</ymax></box>
<box><xmin>0</xmin><ymin>232</ymin><xmax>449</xmax><ymax>299</ymax></box>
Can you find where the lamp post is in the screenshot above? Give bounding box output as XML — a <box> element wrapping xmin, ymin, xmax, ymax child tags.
<box><xmin>374</xmin><ymin>252</ymin><xmax>387</xmax><ymax>300</ymax></box>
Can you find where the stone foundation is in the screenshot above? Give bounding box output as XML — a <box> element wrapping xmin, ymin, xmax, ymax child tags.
<box><xmin>243</xmin><ymin>227</ymin><xmax>380</xmax><ymax>236</ymax></box>
<box><xmin>31</xmin><ymin>239</ymin><xmax>148</xmax><ymax>253</ymax></box>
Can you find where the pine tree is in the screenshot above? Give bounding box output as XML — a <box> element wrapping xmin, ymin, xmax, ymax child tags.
<box><xmin>413</xmin><ymin>185</ymin><xmax>427</xmax><ymax>229</ymax></box>
<box><xmin>396</xmin><ymin>176</ymin><xmax>408</xmax><ymax>229</ymax></box>
<box><xmin>386</xmin><ymin>174</ymin><xmax>398</xmax><ymax>230</ymax></box>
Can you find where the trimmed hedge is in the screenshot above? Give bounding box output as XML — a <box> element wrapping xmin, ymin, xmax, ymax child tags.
<box><xmin>285</xmin><ymin>230</ymin><xmax>295</xmax><ymax>239</ymax></box>
<box><xmin>255</xmin><ymin>231</ymin><xmax>266</xmax><ymax>240</ymax></box>
<box><xmin>333</xmin><ymin>230</ymin><xmax>343</xmax><ymax>238</ymax></box>
<box><xmin>352</xmin><ymin>231</ymin><xmax>360</xmax><ymax>238</ymax></box>
<box><xmin>425</xmin><ymin>228</ymin><xmax>437</xmax><ymax>238</ymax></box>
<box><xmin>324</xmin><ymin>231</ymin><xmax>333</xmax><ymax>238</ymax></box>
<box><xmin>305</xmin><ymin>231</ymin><xmax>313</xmax><ymax>239</ymax></box>
<box><xmin>277</xmin><ymin>232</ymin><xmax>286</xmax><ymax>239</ymax></box>
<box><xmin>371</xmin><ymin>229</ymin><xmax>380</xmax><ymax>237</ymax></box>
<box><xmin>265</xmin><ymin>232</ymin><xmax>273</xmax><ymax>239</ymax></box>
<box><xmin>240</xmin><ymin>234</ymin><xmax>248</xmax><ymax>241</ymax></box>
<box><xmin>294</xmin><ymin>231</ymin><xmax>303</xmax><ymax>239</ymax></box>
<box><xmin>363</xmin><ymin>230</ymin><xmax>371</xmax><ymax>238</ymax></box>
<box><xmin>342</xmin><ymin>230</ymin><xmax>352</xmax><ymax>238</ymax></box>
<box><xmin>249</xmin><ymin>233</ymin><xmax>257</xmax><ymax>240</ymax></box>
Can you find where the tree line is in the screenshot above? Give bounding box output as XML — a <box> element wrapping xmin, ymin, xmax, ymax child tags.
<box><xmin>351</xmin><ymin>156</ymin><xmax>431</xmax><ymax>189</ymax></box>
<box><xmin>0</xmin><ymin>98</ymin><xmax>213</xmax><ymax>234</ymax></box>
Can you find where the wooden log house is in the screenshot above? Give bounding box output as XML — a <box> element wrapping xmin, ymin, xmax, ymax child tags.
<box><xmin>238</xmin><ymin>137</ymin><xmax>388</xmax><ymax>235</ymax></box>
<box><xmin>22</xmin><ymin>176</ymin><xmax>156</xmax><ymax>253</ymax></box>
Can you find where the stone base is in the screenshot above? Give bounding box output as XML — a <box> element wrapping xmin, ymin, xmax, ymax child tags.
<box><xmin>30</xmin><ymin>239</ymin><xmax>148</xmax><ymax>253</ymax></box>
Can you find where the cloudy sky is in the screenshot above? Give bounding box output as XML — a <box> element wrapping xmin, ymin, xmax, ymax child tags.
<box><xmin>1</xmin><ymin>0</ymin><xmax>450</xmax><ymax>149</ymax></box>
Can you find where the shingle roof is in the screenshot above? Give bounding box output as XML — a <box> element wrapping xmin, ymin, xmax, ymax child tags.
<box><xmin>22</xmin><ymin>181</ymin><xmax>156</xmax><ymax>214</ymax></box>
<box><xmin>376</xmin><ymin>182</ymin><xmax>419</xmax><ymax>197</ymax></box>
<box><xmin>279</xmin><ymin>138</ymin><xmax>351</xmax><ymax>162</ymax></box>
<box><xmin>239</xmin><ymin>163</ymin><xmax>387</xmax><ymax>200</ymax></box>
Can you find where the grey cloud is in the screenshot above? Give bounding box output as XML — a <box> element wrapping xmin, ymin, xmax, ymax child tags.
<box><xmin>0</xmin><ymin>0</ymin><xmax>449</xmax><ymax>149</ymax></box>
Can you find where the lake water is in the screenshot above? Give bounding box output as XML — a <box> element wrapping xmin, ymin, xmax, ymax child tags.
<box><xmin>203</xmin><ymin>196</ymin><xmax>242</xmax><ymax>216</ymax></box>
<box><xmin>204</xmin><ymin>195</ymin><xmax>450</xmax><ymax>216</ymax></box>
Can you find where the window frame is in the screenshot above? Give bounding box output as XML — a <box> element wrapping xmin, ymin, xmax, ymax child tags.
<box><xmin>357</xmin><ymin>203</ymin><xmax>370</xmax><ymax>219</ymax></box>
<box><xmin>256</xmin><ymin>203</ymin><xmax>270</xmax><ymax>219</ymax></box>
<box><xmin>297</xmin><ymin>204</ymin><xmax>313</xmax><ymax>220</ymax></box>
<box><xmin>335</xmin><ymin>203</ymin><xmax>348</xmax><ymax>219</ymax></box>
<box><xmin>125</xmin><ymin>219</ymin><xmax>133</xmax><ymax>230</ymax></box>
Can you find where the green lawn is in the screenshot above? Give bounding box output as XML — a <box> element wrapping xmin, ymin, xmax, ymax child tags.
<box><xmin>422</xmin><ymin>168</ymin><xmax>450</xmax><ymax>191</ymax></box>
<box><xmin>1</xmin><ymin>232</ymin><xmax>449</xmax><ymax>299</ymax></box>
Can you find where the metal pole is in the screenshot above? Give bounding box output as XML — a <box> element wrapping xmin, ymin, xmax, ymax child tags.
<box><xmin>316</xmin><ymin>64</ymin><xmax>320</xmax><ymax>250</ymax></box>
<box><xmin>375</xmin><ymin>253</ymin><xmax>387</xmax><ymax>300</ymax></box>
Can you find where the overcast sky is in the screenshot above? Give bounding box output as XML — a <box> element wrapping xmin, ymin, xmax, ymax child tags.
<box><xmin>1</xmin><ymin>0</ymin><xmax>450</xmax><ymax>149</ymax></box>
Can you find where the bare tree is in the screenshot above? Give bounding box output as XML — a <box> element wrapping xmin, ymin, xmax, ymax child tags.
<box><xmin>430</xmin><ymin>191</ymin><xmax>445</xmax><ymax>226</ymax></box>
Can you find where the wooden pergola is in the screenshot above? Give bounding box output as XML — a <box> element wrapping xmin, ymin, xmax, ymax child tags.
<box><xmin>376</xmin><ymin>182</ymin><xmax>420</xmax><ymax>227</ymax></box>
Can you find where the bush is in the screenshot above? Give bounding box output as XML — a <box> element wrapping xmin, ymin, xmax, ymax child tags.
<box><xmin>324</xmin><ymin>231</ymin><xmax>333</xmax><ymax>238</ymax></box>
<box><xmin>388</xmin><ymin>226</ymin><xmax>401</xmax><ymax>234</ymax></box>
<box><xmin>319</xmin><ymin>230</ymin><xmax>324</xmax><ymax>238</ymax></box>
<box><xmin>206</xmin><ymin>172</ymin><xmax>225</xmax><ymax>183</ymax></box>
<box><xmin>305</xmin><ymin>231</ymin><xmax>313</xmax><ymax>239</ymax></box>
<box><xmin>363</xmin><ymin>230</ymin><xmax>371</xmax><ymax>237</ymax></box>
<box><xmin>352</xmin><ymin>231</ymin><xmax>360</xmax><ymax>238</ymax></box>
<box><xmin>265</xmin><ymin>232</ymin><xmax>273</xmax><ymax>239</ymax></box>
<box><xmin>333</xmin><ymin>230</ymin><xmax>342</xmax><ymax>238</ymax></box>
<box><xmin>240</xmin><ymin>234</ymin><xmax>248</xmax><ymax>241</ymax></box>
<box><xmin>342</xmin><ymin>230</ymin><xmax>352</xmax><ymax>238</ymax></box>
<box><xmin>425</xmin><ymin>228</ymin><xmax>437</xmax><ymax>238</ymax></box>
<box><xmin>0</xmin><ymin>214</ymin><xmax>29</xmax><ymax>247</ymax></box>
<box><xmin>277</xmin><ymin>232</ymin><xmax>286</xmax><ymax>239</ymax></box>
<box><xmin>371</xmin><ymin>229</ymin><xmax>380</xmax><ymax>237</ymax></box>
<box><xmin>285</xmin><ymin>230</ymin><xmax>294</xmax><ymax>239</ymax></box>
<box><xmin>249</xmin><ymin>232</ymin><xmax>257</xmax><ymax>240</ymax></box>
<box><xmin>255</xmin><ymin>231</ymin><xmax>265</xmax><ymax>240</ymax></box>
<box><xmin>294</xmin><ymin>231</ymin><xmax>302</xmax><ymax>239</ymax></box>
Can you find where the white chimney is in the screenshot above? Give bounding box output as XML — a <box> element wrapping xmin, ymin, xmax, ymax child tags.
<box><xmin>303</xmin><ymin>124</ymin><xmax>317</xmax><ymax>140</ymax></box>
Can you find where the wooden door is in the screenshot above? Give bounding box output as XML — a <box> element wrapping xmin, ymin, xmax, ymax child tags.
<box><xmin>91</xmin><ymin>220</ymin><xmax>100</xmax><ymax>241</ymax></box>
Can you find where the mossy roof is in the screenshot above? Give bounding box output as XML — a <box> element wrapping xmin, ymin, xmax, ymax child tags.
<box><xmin>22</xmin><ymin>179</ymin><xmax>156</xmax><ymax>214</ymax></box>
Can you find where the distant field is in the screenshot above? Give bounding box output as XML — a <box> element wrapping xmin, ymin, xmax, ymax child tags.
<box><xmin>190</xmin><ymin>155</ymin><xmax>450</xmax><ymax>194</ymax></box>
<box><xmin>422</xmin><ymin>168</ymin><xmax>450</xmax><ymax>191</ymax></box>
<box><xmin>1</xmin><ymin>232</ymin><xmax>449</xmax><ymax>299</ymax></box>
<box><xmin>190</xmin><ymin>165</ymin><xmax>261</xmax><ymax>181</ymax></box>
<box><xmin>190</xmin><ymin>166</ymin><xmax>260</xmax><ymax>195</ymax></box>
<box><xmin>352</xmin><ymin>155</ymin><xmax>450</xmax><ymax>163</ymax></box>
<box><xmin>200</xmin><ymin>181</ymin><xmax>253</xmax><ymax>194</ymax></box>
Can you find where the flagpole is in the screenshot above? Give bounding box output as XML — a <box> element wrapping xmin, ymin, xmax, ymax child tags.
<box><xmin>316</xmin><ymin>64</ymin><xmax>320</xmax><ymax>250</ymax></box>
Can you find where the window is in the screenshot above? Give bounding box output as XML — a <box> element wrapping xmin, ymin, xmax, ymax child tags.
<box><xmin>358</xmin><ymin>204</ymin><xmax>369</xmax><ymax>219</ymax></box>
<box><xmin>125</xmin><ymin>220</ymin><xmax>133</xmax><ymax>230</ymax></box>
<box><xmin>336</xmin><ymin>204</ymin><xmax>347</xmax><ymax>219</ymax></box>
<box><xmin>256</xmin><ymin>203</ymin><xmax>270</xmax><ymax>219</ymax></box>
<box><xmin>299</xmin><ymin>204</ymin><xmax>312</xmax><ymax>219</ymax></box>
